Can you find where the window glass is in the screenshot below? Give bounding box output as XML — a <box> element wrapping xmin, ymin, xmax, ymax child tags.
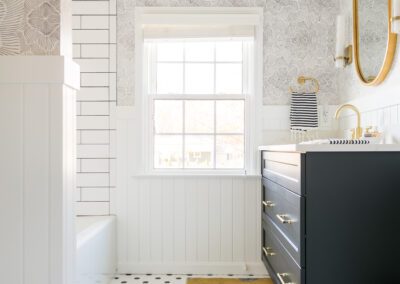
<box><xmin>147</xmin><ymin>39</ymin><xmax>249</xmax><ymax>170</ymax></box>
<box><xmin>216</xmin><ymin>63</ymin><xmax>242</xmax><ymax>94</ymax></box>
<box><xmin>154</xmin><ymin>100</ymin><xmax>183</xmax><ymax>133</ymax></box>
<box><xmin>154</xmin><ymin>135</ymin><xmax>183</xmax><ymax>168</ymax></box>
<box><xmin>157</xmin><ymin>63</ymin><xmax>183</xmax><ymax>94</ymax></box>
<box><xmin>185</xmin><ymin>100</ymin><xmax>214</xmax><ymax>133</ymax></box>
<box><xmin>185</xmin><ymin>63</ymin><xmax>214</xmax><ymax>94</ymax></box>
<box><xmin>185</xmin><ymin>135</ymin><xmax>214</xmax><ymax>168</ymax></box>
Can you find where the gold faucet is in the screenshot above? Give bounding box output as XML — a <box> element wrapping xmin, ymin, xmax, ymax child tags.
<box><xmin>334</xmin><ymin>104</ymin><xmax>363</xmax><ymax>139</ymax></box>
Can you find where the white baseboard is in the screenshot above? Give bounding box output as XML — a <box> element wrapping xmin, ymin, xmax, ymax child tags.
<box><xmin>118</xmin><ymin>262</ymin><xmax>268</xmax><ymax>276</ymax></box>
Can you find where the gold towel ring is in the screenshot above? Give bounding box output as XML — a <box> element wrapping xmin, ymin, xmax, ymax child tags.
<box><xmin>289</xmin><ymin>76</ymin><xmax>320</xmax><ymax>93</ymax></box>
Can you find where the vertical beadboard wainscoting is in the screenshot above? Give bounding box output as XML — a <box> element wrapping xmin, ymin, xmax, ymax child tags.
<box><xmin>119</xmin><ymin>176</ymin><xmax>262</xmax><ymax>274</ymax></box>
<box><xmin>0</xmin><ymin>57</ymin><xmax>80</xmax><ymax>284</ymax></box>
<box><xmin>116</xmin><ymin>108</ymin><xmax>264</xmax><ymax>274</ymax></box>
<box><xmin>119</xmin><ymin>176</ymin><xmax>264</xmax><ymax>274</ymax></box>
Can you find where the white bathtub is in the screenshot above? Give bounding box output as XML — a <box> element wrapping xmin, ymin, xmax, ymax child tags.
<box><xmin>76</xmin><ymin>216</ymin><xmax>117</xmax><ymax>284</ymax></box>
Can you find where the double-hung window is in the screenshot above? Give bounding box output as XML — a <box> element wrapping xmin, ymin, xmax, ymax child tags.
<box><xmin>139</xmin><ymin>9</ymin><xmax>262</xmax><ymax>173</ymax></box>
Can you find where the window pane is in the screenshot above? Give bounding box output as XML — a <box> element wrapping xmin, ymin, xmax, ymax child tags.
<box><xmin>216</xmin><ymin>41</ymin><xmax>242</xmax><ymax>62</ymax></box>
<box><xmin>154</xmin><ymin>135</ymin><xmax>183</xmax><ymax>168</ymax></box>
<box><xmin>157</xmin><ymin>63</ymin><xmax>183</xmax><ymax>94</ymax></box>
<box><xmin>216</xmin><ymin>135</ymin><xmax>244</xmax><ymax>169</ymax></box>
<box><xmin>157</xmin><ymin>42</ymin><xmax>184</xmax><ymax>61</ymax></box>
<box><xmin>185</xmin><ymin>135</ymin><xmax>214</xmax><ymax>168</ymax></box>
<box><xmin>185</xmin><ymin>100</ymin><xmax>214</xmax><ymax>133</ymax></box>
<box><xmin>216</xmin><ymin>100</ymin><xmax>244</xmax><ymax>133</ymax></box>
<box><xmin>185</xmin><ymin>63</ymin><xmax>214</xmax><ymax>94</ymax></box>
<box><xmin>154</xmin><ymin>100</ymin><xmax>183</xmax><ymax>133</ymax></box>
<box><xmin>185</xmin><ymin>42</ymin><xmax>214</xmax><ymax>62</ymax></box>
<box><xmin>216</xmin><ymin>63</ymin><xmax>242</xmax><ymax>94</ymax></box>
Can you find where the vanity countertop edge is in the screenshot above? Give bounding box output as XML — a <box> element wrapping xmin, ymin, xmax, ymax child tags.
<box><xmin>258</xmin><ymin>144</ymin><xmax>400</xmax><ymax>153</ymax></box>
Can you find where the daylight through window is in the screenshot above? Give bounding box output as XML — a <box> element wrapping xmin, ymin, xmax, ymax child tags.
<box><xmin>144</xmin><ymin>38</ymin><xmax>254</xmax><ymax>170</ymax></box>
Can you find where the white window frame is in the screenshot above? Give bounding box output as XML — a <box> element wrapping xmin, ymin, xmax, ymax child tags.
<box><xmin>134</xmin><ymin>7</ymin><xmax>263</xmax><ymax>176</ymax></box>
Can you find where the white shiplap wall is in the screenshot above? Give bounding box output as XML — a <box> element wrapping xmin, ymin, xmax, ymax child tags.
<box><xmin>116</xmin><ymin>109</ymin><xmax>265</xmax><ymax>274</ymax></box>
<box><xmin>72</xmin><ymin>0</ymin><xmax>117</xmax><ymax>215</ymax></box>
<box><xmin>118</xmin><ymin>176</ymin><xmax>263</xmax><ymax>274</ymax></box>
<box><xmin>0</xmin><ymin>57</ymin><xmax>79</xmax><ymax>284</ymax></box>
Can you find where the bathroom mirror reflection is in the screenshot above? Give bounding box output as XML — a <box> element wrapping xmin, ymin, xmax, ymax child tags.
<box><xmin>353</xmin><ymin>0</ymin><xmax>397</xmax><ymax>85</ymax></box>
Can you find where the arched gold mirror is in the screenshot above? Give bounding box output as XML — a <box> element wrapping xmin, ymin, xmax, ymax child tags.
<box><xmin>353</xmin><ymin>0</ymin><xmax>397</xmax><ymax>85</ymax></box>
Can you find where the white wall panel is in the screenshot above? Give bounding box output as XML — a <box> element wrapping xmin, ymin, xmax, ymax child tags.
<box><xmin>23</xmin><ymin>85</ymin><xmax>50</xmax><ymax>283</ymax></box>
<box><xmin>118</xmin><ymin>175</ymin><xmax>263</xmax><ymax>274</ymax></box>
<box><xmin>0</xmin><ymin>85</ymin><xmax>24</xmax><ymax>284</ymax></box>
<box><xmin>0</xmin><ymin>56</ymin><xmax>78</xmax><ymax>284</ymax></box>
<box><xmin>115</xmin><ymin>103</ymin><xmax>286</xmax><ymax>274</ymax></box>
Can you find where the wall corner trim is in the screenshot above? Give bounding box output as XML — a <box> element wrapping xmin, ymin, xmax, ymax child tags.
<box><xmin>0</xmin><ymin>56</ymin><xmax>80</xmax><ymax>90</ymax></box>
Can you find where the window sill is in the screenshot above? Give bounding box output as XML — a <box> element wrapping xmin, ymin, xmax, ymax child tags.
<box><xmin>131</xmin><ymin>172</ymin><xmax>261</xmax><ymax>178</ymax></box>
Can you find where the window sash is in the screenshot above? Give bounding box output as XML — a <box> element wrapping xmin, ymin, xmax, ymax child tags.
<box><xmin>153</xmin><ymin>98</ymin><xmax>245</xmax><ymax>170</ymax></box>
<box><xmin>145</xmin><ymin>39</ymin><xmax>252</xmax><ymax>173</ymax></box>
<box><xmin>146</xmin><ymin>39</ymin><xmax>252</xmax><ymax>96</ymax></box>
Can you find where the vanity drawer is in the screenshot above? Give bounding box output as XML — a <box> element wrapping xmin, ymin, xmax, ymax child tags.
<box><xmin>263</xmin><ymin>151</ymin><xmax>301</xmax><ymax>166</ymax></box>
<box><xmin>262</xmin><ymin>177</ymin><xmax>302</xmax><ymax>252</ymax></box>
<box><xmin>262</xmin><ymin>152</ymin><xmax>301</xmax><ymax>195</ymax></box>
<box><xmin>262</xmin><ymin>218</ymin><xmax>301</xmax><ymax>284</ymax></box>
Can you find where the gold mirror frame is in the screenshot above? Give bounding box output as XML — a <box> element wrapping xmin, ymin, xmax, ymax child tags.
<box><xmin>353</xmin><ymin>0</ymin><xmax>397</xmax><ymax>86</ymax></box>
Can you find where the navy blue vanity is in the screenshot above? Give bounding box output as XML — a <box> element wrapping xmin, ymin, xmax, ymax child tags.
<box><xmin>260</xmin><ymin>145</ymin><xmax>400</xmax><ymax>284</ymax></box>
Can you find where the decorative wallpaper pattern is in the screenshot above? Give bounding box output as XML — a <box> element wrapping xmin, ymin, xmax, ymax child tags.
<box><xmin>117</xmin><ymin>0</ymin><xmax>340</xmax><ymax>106</ymax></box>
<box><xmin>0</xmin><ymin>0</ymin><xmax>24</xmax><ymax>54</ymax></box>
<box><xmin>0</xmin><ymin>0</ymin><xmax>60</xmax><ymax>55</ymax></box>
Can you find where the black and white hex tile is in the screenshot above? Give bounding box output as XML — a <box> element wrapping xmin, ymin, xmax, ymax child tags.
<box><xmin>110</xmin><ymin>274</ymin><xmax>267</xmax><ymax>284</ymax></box>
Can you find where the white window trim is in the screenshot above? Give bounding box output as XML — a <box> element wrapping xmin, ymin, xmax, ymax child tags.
<box><xmin>134</xmin><ymin>7</ymin><xmax>263</xmax><ymax>176</ymax></box>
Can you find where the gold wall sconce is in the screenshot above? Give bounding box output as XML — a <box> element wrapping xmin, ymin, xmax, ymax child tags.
<box><xmin>334</xmin><ymin>45</ymin><xmax>353</xmax><ymax>67</ymax></box>
<box><xmin>335</xmin><ymin>15</ymin><xmax>353</xmax><ymax>68</ymax></box>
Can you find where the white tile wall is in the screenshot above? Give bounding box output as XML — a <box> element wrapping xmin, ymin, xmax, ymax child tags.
<box><xmin>78</xmin><ymin>87</ymin><xmax>109</xmax><ymax>101</ymax></box>
<box><xmin>72</xmin><ymin>1</ymin><xmax>110</xmax><ymax>15</ymax></box>
<box><xmin>81</xmin><ymin>159</ymin><xmax>110</xmax><ymax>172</ymax></box>
<box><xmin>80</xmin><ymin>130</ymin><xmax>111</xmax><ymax>144</ymax></box>
<box><xmin>73</xmin><ymin>30</ymin><xmax>109</xmax><ymax>44</ymax></box>
<box><xmin>81</xmin><ymin>16</ymin><xmax>110</xmax><ymax>29</ymax></box>
<box><xmin>81</xmin><ymin>44</ymin><xmax>109</xmax><ymax>58</ymax></box>
<box><xmin>73</xmin><ymin>0</ymin><xmax>117</xmax><ymax>216</ymax></box>
<box><xmin>81</xmin><ymin>73</ymin><xmax>109</xmax><ymax>87</ymax></box>
<box><xmin>77</xmin><ymin>116</ymin><xmax>110</xmax><ymax>130</ymax></box>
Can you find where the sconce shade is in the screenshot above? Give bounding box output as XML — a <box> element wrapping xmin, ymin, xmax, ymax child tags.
<box><xmin>392</xmin><ymin>0</ymin><xmax>400</xmax><ymax>34</ymax></box>
<box><xmin>335</xmin><ymin>15</ymin><xmax>346</xmax><ymax>68</ymax></box>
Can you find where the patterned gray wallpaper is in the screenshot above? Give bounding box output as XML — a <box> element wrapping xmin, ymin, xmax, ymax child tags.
<box><xmin>0</xmin><ymin>0</ymin><xmax>60</xmax><ymax>55</ymax></box>
<box><xmin>117</xmin><ymin>0</ymin><xmax>340</xmax><ymax>106</ymax></box>
<box><xmin>0</xmin><ymin>0</ymin><xmax>339</xmax><ymax>104</ymax></box>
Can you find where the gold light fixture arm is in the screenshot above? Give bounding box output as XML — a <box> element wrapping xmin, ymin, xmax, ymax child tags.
<box><xmin>334</xmin><ymin>45</ymin><xmax>353</xmax><ymax>66</ymax></box>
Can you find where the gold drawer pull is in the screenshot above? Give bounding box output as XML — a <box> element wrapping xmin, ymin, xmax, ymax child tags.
<box><xmin>277</xmin><ymin>273</ymin><xmax>295</xmax><ymax>284</ymax></box>
<box><xmin>276</xmin><ymin>214</ymin><xmax>293</xmax><ymax>224</ymax></box>
<box><xmin>262</xmin><ymin>201</ymin><xmax>275</xmax><ymax>207</ymax></box>
<box><xmin>262</xmin><ymin>246</ymin><xmax>276</xmax><ymax>257</ymax></box>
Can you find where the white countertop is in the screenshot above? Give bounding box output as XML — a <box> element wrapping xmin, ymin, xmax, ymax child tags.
<box><xmin>258</xmin><ymin>143</ymin><xmax>400</xmax><ymax>153</ymax></box>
